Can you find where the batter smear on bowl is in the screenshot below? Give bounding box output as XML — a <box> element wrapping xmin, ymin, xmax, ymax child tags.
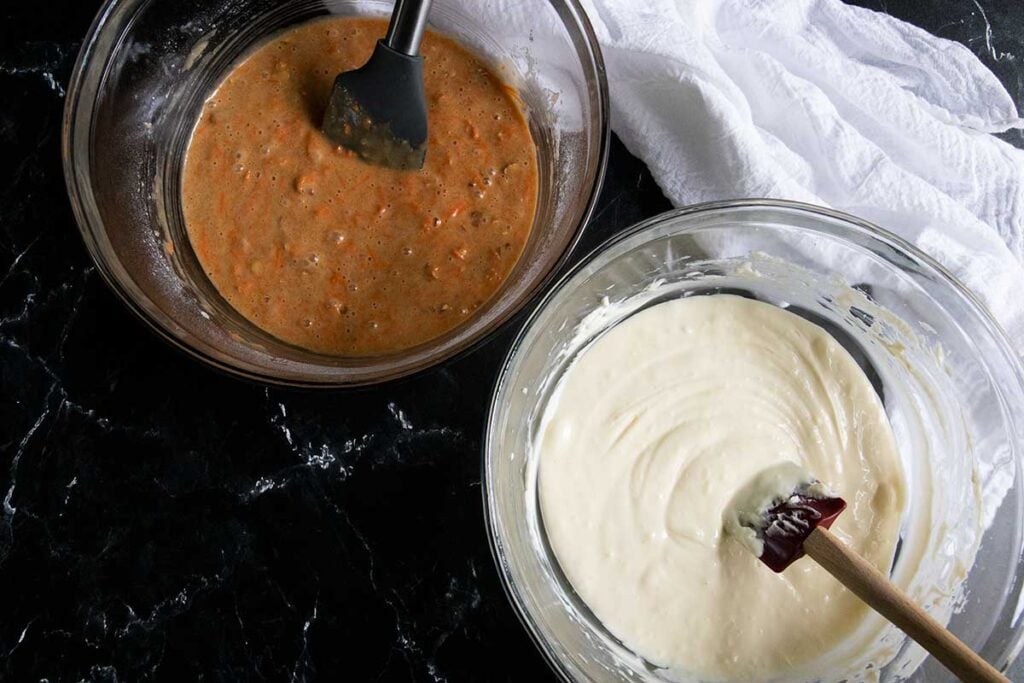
<box><xmin>182</xmin><ymin>17</ymin><xmax>537</xmax><ymax>355</ymax></box>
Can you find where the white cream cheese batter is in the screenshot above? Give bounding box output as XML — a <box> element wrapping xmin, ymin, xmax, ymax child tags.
<box><xmin>538</xmin><ymin>295</ymin><xmax>907</xmax><ymax>681</ymax></box>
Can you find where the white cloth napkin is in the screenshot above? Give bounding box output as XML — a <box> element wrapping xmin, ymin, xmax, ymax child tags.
<box><xmin>583</xmin><ymin>0</ymin><xmax>1024</xmax><ymax>349</ymax></box>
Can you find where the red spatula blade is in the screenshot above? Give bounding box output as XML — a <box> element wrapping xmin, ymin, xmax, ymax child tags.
<box><xmin>758</xmin><ymin>494</ymin><xmax>847</xmax><ymax>572</ymax></box>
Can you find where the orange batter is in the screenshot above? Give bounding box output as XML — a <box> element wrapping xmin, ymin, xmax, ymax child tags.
<box><xmin>182</xmin><ymin>17</ymin><xmax>537</xmax><ymax>356</ymax></box>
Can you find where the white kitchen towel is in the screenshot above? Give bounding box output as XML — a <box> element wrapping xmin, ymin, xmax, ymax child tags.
<box><xmin>583</xmin><ymin>0</ymin><xmax>1024</xmax><ymax>349</ymax></box>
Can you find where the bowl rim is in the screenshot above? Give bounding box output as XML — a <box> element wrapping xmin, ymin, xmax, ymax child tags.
<box><xmin>61</xmin><ymin>0</ymin><xmax>611</xmax><ymax>388</ymax></box>
<box><xmin>482</xmin><ymin>198</ymin><xmax>1024</xmax><ymax>681</ymax></box>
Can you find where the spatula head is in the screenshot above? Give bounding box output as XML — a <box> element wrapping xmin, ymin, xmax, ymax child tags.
<box><xmin>322</xmin><ymin>40</ymin><xmax>428</xmax><ymax>170</ymax></box>
<box><xmin>755</xmin><ymin>492</ymin><xmax>846</xmax><ymax>572</ymax></box>
<box><xmin>724</xmin><ymin>462</ymin><xmax>847</xmax><ymax>572</ymax></box>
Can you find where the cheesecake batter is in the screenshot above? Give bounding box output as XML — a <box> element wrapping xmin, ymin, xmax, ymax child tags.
<box><xmin>538</xmin><ymin>295</ymin><xmax>907</xmax><ymax>680</ymax></box>
<box><xmin>182</xmin><ymin>18</ymin><xmax>537</xmax><ymax>355</ymax></box>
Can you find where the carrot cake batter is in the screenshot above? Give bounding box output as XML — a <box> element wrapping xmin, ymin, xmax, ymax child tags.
<box><xmin>182</xmin><ymin>17</ymin><xmax>537</xmax><ymax>355</ymax></box>
<box><xmin>538</xmin><ymin>295</ymin><xmax>907</xmax><ymax>680</ymax></box>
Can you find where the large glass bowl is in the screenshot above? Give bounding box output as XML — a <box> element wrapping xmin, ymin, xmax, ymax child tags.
<box><xmin>62</xmin><ymin>0</ymin><xmax>608</xmax><ymax>386</ymax></box>
<box><xmin>484</xmin><ymin>200</ymin><xmax>1024</xmax><ymax>682</ymax></box>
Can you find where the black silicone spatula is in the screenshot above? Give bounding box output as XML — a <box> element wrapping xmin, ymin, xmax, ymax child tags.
<box><xmin>322</xmin><ymin>0</ymin><xmax>432</xmax><ymax>170</ymax></box>
<box><xmin>728</xmin><ymin>466</ymin><xmax>1007</xmax><ymax>683</ymax></box>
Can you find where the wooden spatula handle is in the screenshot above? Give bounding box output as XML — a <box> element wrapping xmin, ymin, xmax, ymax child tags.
<box><xmin>805</xmin><ymin>527</ymin><xmax>1007</xmax><ymax>682</ymax></box>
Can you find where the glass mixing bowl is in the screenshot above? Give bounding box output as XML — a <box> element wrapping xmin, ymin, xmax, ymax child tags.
<box><xmin>484</xmin><ymin>200</ymin><xmax>1024</xmax><ymax>682</ymax></box>
<box><xmin>63</xmin><ymin>0</ymin><xmax>608</xmax><ymax>386</ymax></box>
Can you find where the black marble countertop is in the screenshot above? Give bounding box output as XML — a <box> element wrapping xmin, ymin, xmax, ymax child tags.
<box><xmin>2</xmin><ymin>1</ymin><xmax>1022</xmax><ymax>681</ymax></box>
